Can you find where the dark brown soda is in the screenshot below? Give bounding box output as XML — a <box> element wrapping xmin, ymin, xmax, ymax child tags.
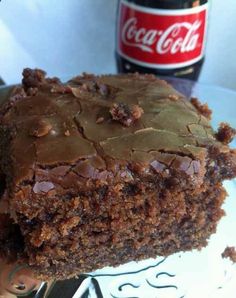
<box><xmin>116</xmin><ymin>0</ymin><xmax>209</xmax><ymax>81</ymax></box>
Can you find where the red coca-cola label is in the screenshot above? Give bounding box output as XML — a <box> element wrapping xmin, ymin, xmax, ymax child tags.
<box><xmin>117</xmin><ymin>0</ymin><xmax>208</xmax><ymax>69</ymax></box>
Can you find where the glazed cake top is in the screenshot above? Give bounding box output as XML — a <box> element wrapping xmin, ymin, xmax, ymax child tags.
<box><xmin>0</xmin><ymin>69</ymin><xmax>234</xmax><ymax>184</ymax></box>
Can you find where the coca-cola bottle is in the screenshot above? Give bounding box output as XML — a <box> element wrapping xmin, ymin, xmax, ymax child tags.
<box><xmin>116</xmin><ymin>0</ymin><xmax>209</xmax><ymax>81</ymax></box>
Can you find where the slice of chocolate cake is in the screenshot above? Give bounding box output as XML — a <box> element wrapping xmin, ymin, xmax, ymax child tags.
<box><xmin>0</xmin><ymin>69</ymin><xmax>235</xmax><ymax>280</ymax></box>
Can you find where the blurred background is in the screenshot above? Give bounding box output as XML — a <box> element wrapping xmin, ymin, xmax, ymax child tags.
<box><xmin>0</xmin><ymin>0</ymin><xmax>235</xmax><ymax>89</ymax></box>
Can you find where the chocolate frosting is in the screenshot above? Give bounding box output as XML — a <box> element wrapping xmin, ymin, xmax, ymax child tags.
<box><xmin>0</xmin><ymin>70</ymin><xmax>225</xmax><ymax>183</ymax></box>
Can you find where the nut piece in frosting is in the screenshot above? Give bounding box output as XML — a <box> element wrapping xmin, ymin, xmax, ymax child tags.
<box><xmin>96</xmin><ymin>117</ymin><xmax>105</xmax><ymax>124</ymax></box>
<box><xmin>109</xmin><ymin>103</ymin><xmax>144</xmax><ymax>127</ymax></box>
<box><xmin>29</xmin><ymin>120</ymin><xmax>52</xmax><ymax>137</ymax></box>
<box><xmin>64</xmin><ymin>130</ymin><xmax>70</xmax><ymax>136</ymax></box>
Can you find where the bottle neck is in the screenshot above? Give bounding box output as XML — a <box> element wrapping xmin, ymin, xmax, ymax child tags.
<box><xmin>123</xmin><ymin>0</ymin><xmax>208</xmax><ymax>9</ymax></box>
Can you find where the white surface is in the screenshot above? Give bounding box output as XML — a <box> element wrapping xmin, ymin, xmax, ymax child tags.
<box><xmin>0</xmin><ymin>0</ymin><xmax>236</xmax><ymax>89</ymax></box>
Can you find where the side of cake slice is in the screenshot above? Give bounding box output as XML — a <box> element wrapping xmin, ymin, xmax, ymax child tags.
<box><xmin>0</xmin><ymin>69</ymin><xmax>235</xmax><ymax>280</ymax></box>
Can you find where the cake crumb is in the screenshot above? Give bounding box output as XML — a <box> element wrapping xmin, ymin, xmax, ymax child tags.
<box><xmin>222</xmin><ymin>246</ymin><xmax>236</xmax><ymax>263</ymax></box>
<box><xmin>190</xmin><ymin>97</ymin><xmax>212</xmax><ymax>120</ymax></box>
<box><xmin>216</xmin><ymin>123</ymin><xmax>236</xmax><ymax>144</ymax></box>
<box><xmin>110</xmin><ymin>103</ymin><xmax>144</xmax><ymax>127</ymax></box>
<box><xmin>22</xmin><ymin>68</ymin><xmax>46</xmax><ymax>89</ymax></box>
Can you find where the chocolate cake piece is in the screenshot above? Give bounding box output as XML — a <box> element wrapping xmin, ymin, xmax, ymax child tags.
<box><xmin>0</xmin><ymin>69</ymin><xmax>236</xmax><ymax>280</ymax></box>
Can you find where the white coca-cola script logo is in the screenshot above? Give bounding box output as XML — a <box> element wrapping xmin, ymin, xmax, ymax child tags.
<box><xmin>121</xmin><ymin>17</ymin><xmax>201</xmax><ymax>55</ymax></box>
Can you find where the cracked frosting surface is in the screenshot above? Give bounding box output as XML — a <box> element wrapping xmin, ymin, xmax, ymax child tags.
<box><xmin>0</xmin><ymin>70</ymin><xmax>224</xmax><ymax>184</ymax></box>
